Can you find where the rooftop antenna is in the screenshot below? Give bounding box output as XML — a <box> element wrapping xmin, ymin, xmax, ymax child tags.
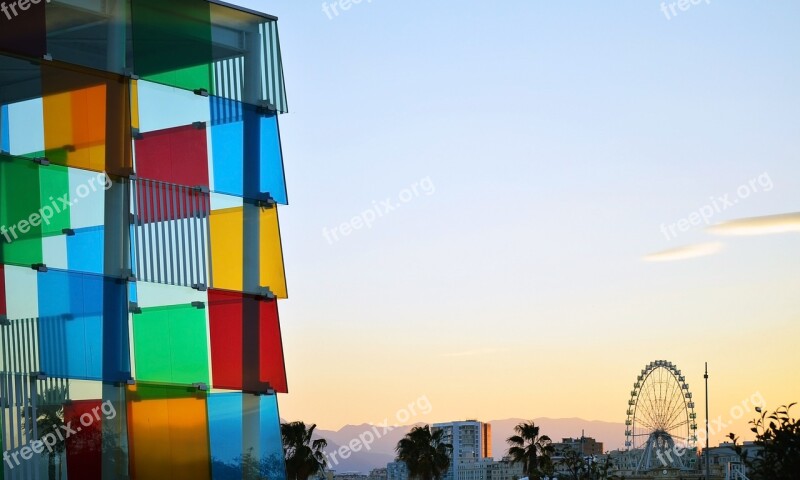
<box><xmin>704</xmin><ymin>362</ymin><xmax>710</xmax><ymax>480</ymax></box>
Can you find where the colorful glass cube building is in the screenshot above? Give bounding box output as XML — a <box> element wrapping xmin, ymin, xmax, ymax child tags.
<box><xmin>0</xmin><ymin>1</ymin><xmax>291</xmax><ymax>478</ymax></box>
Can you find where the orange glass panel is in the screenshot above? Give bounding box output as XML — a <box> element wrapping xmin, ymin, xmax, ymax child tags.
<box><xmin>126</xmin><ymin>384</ymin><xmax>211</xmax><ymax>480</ymax></box>
<box><xmin>41</xmin><ymin>62</ymin><xmax>132</xmax><ymax>176</ymax></box>
<box><xmin>44</xmin><ymin>85</ymin><xmax>107</xmax><ymax>173</ymax></box>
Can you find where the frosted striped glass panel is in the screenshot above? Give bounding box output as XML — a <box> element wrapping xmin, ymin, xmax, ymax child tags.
<box><xmin>131</xmin><ymin>178</ymin><xmax>211</xmax><ymax>289</ymax></box>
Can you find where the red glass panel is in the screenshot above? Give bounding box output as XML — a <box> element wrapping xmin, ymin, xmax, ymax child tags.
<box><xmin>208</xmin><ymin>289</ymin><xmax>287</xmax><ymax>393</ymax></box>
<box><xmin>134</xmin><ymin>124</ymin><xmax>209</xmax><ymax>187</ymax></box>
<box><xmin>64</xmin><ymin>400</ymin><xmax>103</xmax><ymax>480</ymax></box>
<box><xmin>260</xmin><ymin>299</ymin><xmax>287</xmax><ymax>392</ymax></box>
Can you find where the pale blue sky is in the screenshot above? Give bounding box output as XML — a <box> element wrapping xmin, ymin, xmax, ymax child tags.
<box><xmin>229</xmin><ymin>0</ymin><xmax>800</xmax><ymax>436</ymax></box>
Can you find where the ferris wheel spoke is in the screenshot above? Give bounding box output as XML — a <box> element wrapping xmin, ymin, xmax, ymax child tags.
<box><xmin>664</xmin><ymin>372</ymin><xmax>675</xmax><ymax>413</ymax></box>
<box><xmin>649</xmin><ymin>378</ymin><xmax>665</xmax><ymax>428</ymax></box>
<box><xmin>635</xmin><ymin>388</ymin><xmax>656</xmax><ymax>425</ymax></box>
<box><xmin>665</xmin><ymin>396</ymin><xmax>684</xmax><ymax>424</ymax></box>
<box><xmin>637</xmin><ymin>392</ymin><xmax>657</xmax><ymax>423</ymax></box>
<box><xmin>640</xmin><ymin>379</ymin><xmax>658</xmax><ymax>417</ymax></box>
<box><xmin>636</xmin><ymin>418</ymin><xmax>657</xmax><ymax>431</ymax></box>
<box><xmin>665</xmin><ymin>402</ymin><xmax>688</xmax><ymax>430</ymax></box>
<box><xmin>662</xmin><ymin>380</ymin><xmax>683</xmax><ymax>430</ymax></box>
<box><xmin>664</xmin><ymin>392</ymin><xmax>686</xmax><ymax>425</ymax></box>
<box><xmin>650</xmin><ymin>370</ymin><xmax>661</xmax><ymax>425</ymax></box>
<box><xmin>659</xmin><ymin>368</ymin><xmax>668</xmax><ymax>422</ymax></box>
<box><xmin>667</xmin><ymin>419</ymin><xmax>689</xmax><ymax>432</ymax></box>
<box><xmin>639</xmin><ymin>394</ymin><xmax>659</xmax><ymax>429</ymax></box>
<box><xmin>660</xmin><ymin>366</ymin><xmax>687</xmax><ymax>435</ymax></box>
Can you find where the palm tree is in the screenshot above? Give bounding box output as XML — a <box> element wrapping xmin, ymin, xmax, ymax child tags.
<box><xmin>395</xmin><ymin>425</ymin><xmax>452</xmax><ymax>480</ymax></box>
<box><xmin>281</xmin><ymin>421</ymin><xmax>328</xmax><ymax>480</ymax></box>
<box><xmin>506</xmin><ymin>421</ymin><xmax>554</xmax><ymax>480</ymax></box>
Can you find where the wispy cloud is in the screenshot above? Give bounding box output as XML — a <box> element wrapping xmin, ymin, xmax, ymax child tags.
<box><xmin>643</xmin><ymin>242</ymin><xmax>724</xmax><ymax>262</ymax></box>
<box><xmin>707</xmin><ymin>212</ymin><xmax>800</xmax><ymax>236</ymax></box>
<box><xmin>440</xmin><ymin>348</ymin><xmax>504</xmax><ymax>358</ymax></box>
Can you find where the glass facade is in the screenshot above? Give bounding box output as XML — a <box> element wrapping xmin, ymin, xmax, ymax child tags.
<box><xmin>1</xmin><ymin>1</ymin><xmax>291</xmax><ymax>477</ymax></box>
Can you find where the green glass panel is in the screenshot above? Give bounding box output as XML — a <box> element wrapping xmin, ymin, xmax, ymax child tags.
<box><xmin>133</xmin><ymin>303</ymin><xmax>209</xmax><ymax>385</ymax></box>
<box><xmin>131</xmin><ymin>0</ymin><xmax>212</xmax><ymax>91</ymax></box>
<box><xmin>144</xmin><ymin>64</ymin><xmax>213</xmax><ymax>95</ymax></box>
<box><xmin>38</xmin><ymin>162</ymin><xmax>71</xmax><ymax>236</ymax></box>
<box><xmin>0</xmin><ymin>154</ymin><xmax>43</xmax><ymax>265</ymax></box>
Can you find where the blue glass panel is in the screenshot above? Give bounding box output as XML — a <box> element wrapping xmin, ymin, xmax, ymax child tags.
<box><xmin>210</xmin><ymin>97</ymin><xmax>243</xmax><ymax>198</ymax></box>
<box><xmin>37</xmin><ymin>269</ymin><xmax>130</xmax><ymax>381</ymax></box>
<box><xmin>207</xmin><ymin>393</ymin><xmax>287</xmax><ymax>480</ymax></box>
<box><xmin>210</xmin><ymin>97</ymin><xmax>287</xmax><ymax>204</ymax></box>
<box><xmin>1</xmin><ymin>105</ymin><xmax>8</xmax><ymax>152</ymax></box>
<box><xmin>129</xmin><ymin>282</ymin><xmax>138</xmax><ymax>304</ymax></box>
<box><xmin>208</xmin><ymin>393</ymin><xmax>244</xmax><ymax>479</ymax></box>
<box><xmin>67</xmin><ymin>226</ymin><xmax>104</xmax><ymax>275</ymax></box>
<box><xmin>259</xmin><ymin>114</ymin><xmax>287</xmax><ymax>205</ymax></box>
<box><xmin>259</xmin><ymin>394</ymin><xmax>287</xmax><ymax>480</ymax></box>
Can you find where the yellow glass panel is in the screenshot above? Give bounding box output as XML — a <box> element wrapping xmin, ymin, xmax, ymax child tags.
<box><xmin>260</xmin><ymin>207</ymin><xmax>287</xmax><ymax>298</ymax></box>
<box><xmin>130</xmin><ymin>79</ymin><xmax>140</xmax><ymax>130</ymax></box>
<box><xmin>209</xmin><ymin>207</ymin><xmax>244</xmax><ymax>292</ymax></box>
<box><xmin>209</xmin><ymin>206</ymin><xmax>287</xmax><ymax>298</ymax></box>
<box><xmin>126</xmin><ymin>384</ymin><xmax>211</xmax><ymax>480</ymax></box>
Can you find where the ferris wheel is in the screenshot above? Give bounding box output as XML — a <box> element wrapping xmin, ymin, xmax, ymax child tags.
<box><xmin>625</xmin><ymin>360</ymin><xmax>698</xmax><ymax>471</ymax></box>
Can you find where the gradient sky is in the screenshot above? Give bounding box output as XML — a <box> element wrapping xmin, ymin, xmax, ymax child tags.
<box><xmin>229</xmin><ymin>0</ymin><xmax>800</xmax><ymax>447</ymax></box>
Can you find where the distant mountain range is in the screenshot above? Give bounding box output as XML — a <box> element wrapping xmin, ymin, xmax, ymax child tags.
<box><xmin>309</xmin><ymin>418</ymin><xmax>624</xmax><ymax>474</ymax></box>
